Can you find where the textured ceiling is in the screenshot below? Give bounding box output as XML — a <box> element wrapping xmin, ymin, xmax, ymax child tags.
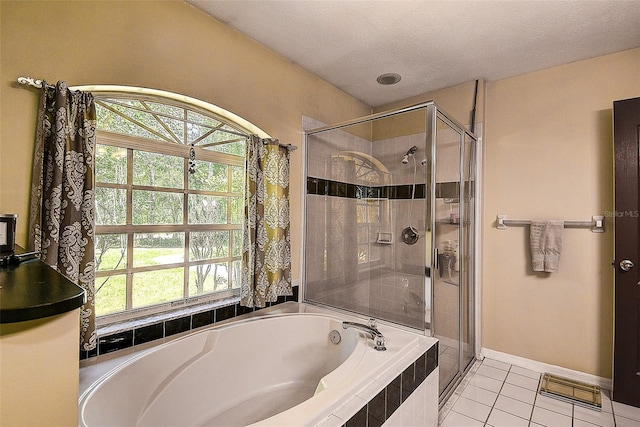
<box><xmin>187</xmin><ymin>0</ymin><xmax>640</xmax><ymax>107</ymax></box>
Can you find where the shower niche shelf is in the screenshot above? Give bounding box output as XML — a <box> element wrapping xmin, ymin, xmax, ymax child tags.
<box><xmin>376</xmin><ymin>232</ymin><xmax>394</xmax><ymax>245</ymax></box>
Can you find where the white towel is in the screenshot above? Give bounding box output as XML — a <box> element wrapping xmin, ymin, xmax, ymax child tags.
<box><xmin>530</xmin><ymin>220</ymin><xmax>564</xmax><ymax>273</ymax></box>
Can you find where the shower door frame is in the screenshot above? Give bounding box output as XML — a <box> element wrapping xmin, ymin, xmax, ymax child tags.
<box><xmin>429</xmin><ymin>105</ymin><xmax>479</xmax><ymax>402</ymax></box>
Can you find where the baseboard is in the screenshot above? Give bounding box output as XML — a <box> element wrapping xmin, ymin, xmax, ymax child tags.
<box><xmin>481</xmin><ymin>348</ymin><xmax>613</xmax><ymax>390</ymax></box>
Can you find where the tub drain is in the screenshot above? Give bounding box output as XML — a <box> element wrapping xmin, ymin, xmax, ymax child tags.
<box><xmin>329</xmin><ymin>330</ymin><xmax>341</xmax><ymax>344</ymax></box>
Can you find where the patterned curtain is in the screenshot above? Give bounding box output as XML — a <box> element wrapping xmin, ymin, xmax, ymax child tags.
<box><xmin>241</xmin><ymin>135</ymin><xmax>292</xmax><ymax>308</ymax></box>
<box><xmin>28</xmin><ymin>81</ymin><xmax>97</xmax><ymax>351</ymax></box>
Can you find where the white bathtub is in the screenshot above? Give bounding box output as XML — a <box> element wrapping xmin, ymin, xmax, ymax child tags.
<box><xmin>79</xmin><ymin>303</ymin><xmax>438</xmax><ymax>426</ymax></box>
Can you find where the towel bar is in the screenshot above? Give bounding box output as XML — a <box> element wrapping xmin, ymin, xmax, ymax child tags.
<box><xmin>496</xmin><ymin>214</ymin><xmax>605</xmax><ymax>233</ymax></box>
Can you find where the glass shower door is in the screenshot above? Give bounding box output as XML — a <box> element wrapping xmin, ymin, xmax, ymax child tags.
<box><xmin>431</xmin><ymin>110</ymin><xmax>476</xmax><ymax>397</ymax></box>
<box><xmin>304</xmin><ymin>109</ymin><xmax>428</xmax><ymax>331</ymax></box>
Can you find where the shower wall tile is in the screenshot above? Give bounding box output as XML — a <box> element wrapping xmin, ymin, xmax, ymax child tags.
<box><xmin>380</xmin><ymin>283</ymin><xmax>396</xmax><ymax>301</ymax></box>
<box><xmin>372</xmin><ymin>133</ymin><xmax>427</xmax><ymax>186</ymax></box>
<box><xmin>306</xmin><ymin>176</ymin><xmax>318</xmax><ymax>194</ymax></box>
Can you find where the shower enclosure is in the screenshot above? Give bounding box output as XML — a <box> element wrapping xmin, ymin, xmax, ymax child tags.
<box><xmin>304</xmin><ymin>102</ymin><xmax>477</xmax><ymax>400</ymax></box>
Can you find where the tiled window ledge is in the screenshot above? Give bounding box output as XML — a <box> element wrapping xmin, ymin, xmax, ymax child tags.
<box><xmin>81</xmin><ymin>286</ymin><xmax>299</xmax><ymax>360</ymax></box>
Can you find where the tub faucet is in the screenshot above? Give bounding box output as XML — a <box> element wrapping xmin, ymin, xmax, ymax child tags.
<box><xmin>342</xmin><ymin>319</ymin><xmax>387</xmax><ymax>351</ymax></box>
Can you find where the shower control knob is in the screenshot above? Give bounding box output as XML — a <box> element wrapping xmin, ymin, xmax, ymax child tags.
<box><xmin>620</xmin><ymin>259</ymin><xmax>634</xmax><ymax>272</ymax></box>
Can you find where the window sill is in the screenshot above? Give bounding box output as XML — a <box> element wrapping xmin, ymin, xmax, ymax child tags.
<box><xmin>97</xmin><ymin>295</ymin><xmax>241</xmax><ymax>337</ymax></box>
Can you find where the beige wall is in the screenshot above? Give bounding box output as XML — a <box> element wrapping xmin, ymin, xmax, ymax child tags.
<box><xmin>483</xmin><ymin>48</ymin><xmax>640</xmax><ymax>378</ymax></box>
<box><xmin>0</xmin><ymin>0</ymin><xmax>371</xmax><ymax>281</ymax></box>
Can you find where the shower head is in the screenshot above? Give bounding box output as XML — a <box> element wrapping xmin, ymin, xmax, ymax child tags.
<box><xmin>401</xmin><ymin>146</ymin><xmax>418</xmax><ymax>164</ymax></box>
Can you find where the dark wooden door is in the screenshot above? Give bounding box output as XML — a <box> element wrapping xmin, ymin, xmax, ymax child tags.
<box><xmin>613</xmin><ymin>97</ymin><xmax>640</xmax><ymax>407</ymax></box>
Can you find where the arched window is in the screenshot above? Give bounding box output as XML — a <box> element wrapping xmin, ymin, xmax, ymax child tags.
<box><xmin>92</xmin><ymin>91</ymin><xmax>259</xmax><ymax>321</ymax></box>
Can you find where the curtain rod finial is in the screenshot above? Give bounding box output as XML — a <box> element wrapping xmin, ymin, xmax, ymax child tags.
<box><xmin>17</xmin><ymin>76</ymin><xmax>46</xmax><ymax>89</ymax></box>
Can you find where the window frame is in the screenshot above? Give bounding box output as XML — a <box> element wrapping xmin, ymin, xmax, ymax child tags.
<box><xmin>87</xmin><ymin>88</ymin><xmax>269</xmax><ymax>326</ymax></box>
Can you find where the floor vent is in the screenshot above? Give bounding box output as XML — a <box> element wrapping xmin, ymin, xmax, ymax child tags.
<box><xmin>539</xmin><ymin>373</ymin><xmax>602</xmax><ymax>411</ymax></box>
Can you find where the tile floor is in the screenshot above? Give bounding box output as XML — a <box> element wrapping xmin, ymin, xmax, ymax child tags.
<box><xmin>439</xmin><ymin>358</ymin><xmax>640</xmax><ymax>426</ymax></box>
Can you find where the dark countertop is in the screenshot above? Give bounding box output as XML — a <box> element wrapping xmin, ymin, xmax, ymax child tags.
<box><xmin>0</xmin><ymin>247</ymin><xmax>85</xmax><ymax>323</ymax></box>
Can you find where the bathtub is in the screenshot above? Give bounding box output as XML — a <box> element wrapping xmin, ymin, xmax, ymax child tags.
<box><xmin>79</xmin><ymin>303</ymin><xmax>438</xmax><ymax>426</ymax></box>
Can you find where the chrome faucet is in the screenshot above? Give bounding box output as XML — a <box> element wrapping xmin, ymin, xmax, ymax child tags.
<box><xmin>342</xmin><ymin>318</ymin><xmax>387</xmax><ymax>351</ymax></box>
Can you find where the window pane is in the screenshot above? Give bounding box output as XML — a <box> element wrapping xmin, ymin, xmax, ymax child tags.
<box><xmin>207</xmin><ymin>138</ymin><xmax>245</xmax><ymax>156</ymax></box>
<box><xmin>144</xmin><ymin>101</ymin><xmax>183</xmax><ymax>119</ymax></box>
<box><xmin>189</xmin><ymin>195</ymin><xmax>227</xmax><ymax>224</ymax></box>
<box><xmin>96</xmin><ymin>187</ymin><xmax>126</xmax><ymax>225</ymax></box>
<box><xmin>132</xmin><ymin>268</ymin><xmax>184</xmax><ymax>308</ymax></box>
<box><xmin>95</xmin><ymin>274</ymin><xmax>126</xmax><ymax>316</ymax></box>
<box><xmin>133</xmin><ymin>190</ymin><xmax>183</xmax><ymax>225</ymax></box>
<box><xmin>189</xmin><ymin>262</ymin><xmax>228</xmax><ymax>296</ymax></box>
<box><xmin>232</xmin><ymin>229</ymin><xmax>243</xmax><ymax>257</ymax></box>
<box><xmin>133</xmin><ymin>233</ymin><xmax>184</xmax><ymax>268</ymax></box>
<box><xmin>230</xmin><ymin>197</ymin><xmax>243</xmax><ymax>224</ymax></box>
<box><xmin>187</xmin><ymin>110</ymin><xmax>222</xmax><ymax>129</ymax></box>
<box><xmin>110</xmin><ymin>103</ymin><xmax>175</xmax><ymax>141</ymax></box>
<box><xmin>187</xmin><ymin>123</ymin><xmax>218</xmax><ymax>146</ymax></box>
<box><xmin>231</xmin><ymin>166</ymin><xmax>244</xmax><ymax>193</ymax></box>
<box><xmin>96</xmin><ymin>102</ymin><xmax>172</xmax><ymax>141</ymax></box>
<box><xmin>133</xmin><ymin>151</ymin><xmax>184</xmax><ymax>189</ymax></box>
<box><xmin>95</xmin><ymin>234</ymin><xmax>127</xmax><ymax>271</ymax></box>
<box><xmin>190</xmin><ymin>231</ymin><xmax>229</xmax><ymax>261</ymax></box>
<box><xmin>96</xmin><ymin>145</ymin><xmax>127</xmax><ymax>184</ymax></box>
<box><xmin>231</xmin><ymin>260</ymin><xmax>242</xmax><ymax>289</ymax></box>
<box><xmin>188</xmin><ymin>162</ymin><xmax>227</xmax><ymax>192</ymax></box>
<box><xmin>158</xmin><ymin>116</ymin><xmax>185</xmax><ymax>142</ymax></box>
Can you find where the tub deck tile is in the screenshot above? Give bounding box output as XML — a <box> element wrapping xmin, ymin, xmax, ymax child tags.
<box><xmin>342</xmin><ymin>346</ymin><xmax>439</xmax><ymax>427</ymax></box>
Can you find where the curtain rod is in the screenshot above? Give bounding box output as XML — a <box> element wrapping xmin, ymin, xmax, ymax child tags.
<box><xmin>259</xmin><ymin>138</ymin><xmax>297</xmax><ymax>151</ymax></box>
<box><xmin>18</xmin><ymin>76</ymin><xmax>297</xmax><ymax>151</ymax></box>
